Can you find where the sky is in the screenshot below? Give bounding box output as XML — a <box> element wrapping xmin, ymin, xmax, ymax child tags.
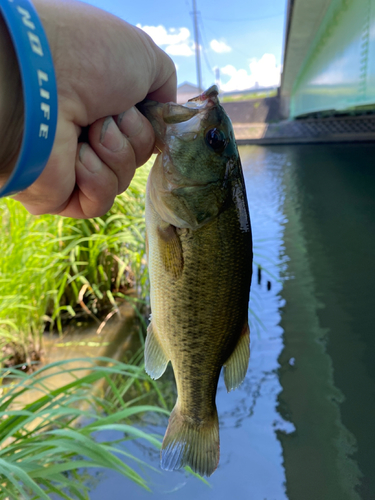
<box><xmin>83</xmin><ymin>0</ymin><xmax>287</xmax><ymax>93</ymax></box>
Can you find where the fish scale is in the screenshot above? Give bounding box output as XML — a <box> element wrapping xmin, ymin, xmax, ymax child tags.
<box><xmin>138</xmin><ymin>85</ymin><xmax>253</xmax><ymax>476</ymax></box>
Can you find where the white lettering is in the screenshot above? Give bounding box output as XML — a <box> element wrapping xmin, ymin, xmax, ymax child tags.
<box><xmin>40</xmin><ymin>88</ymin><xmax>50</xmax><ymax>100</ymax></box>
<box><xmin>28</xmin><ymin>32</ymin><xmax>43</xmax><ymax>57</ymax></box>
<box><xmin>17</xmin><ymin>6</ymin><xmax>35</xmax><ymax>30</ymax></box>
<box><xmin>37</xmin><ymin>70</ymin><xmax>48</xmax><ymax>86</ymax></box>
<box><xmin>39</xmin><ymin>124</ymin><xmax>49</xmax><ymax>139</ymax></box>
<box><xmin>41</xmin><ymin>103</ymin><xmax>50</xmax><ymax>120</ymax></box>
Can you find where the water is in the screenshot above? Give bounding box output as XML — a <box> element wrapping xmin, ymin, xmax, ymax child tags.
<box><xmin>90</xmin><ymin>144</ymin><xmax>375</xmax><ymax>499</ymax></box>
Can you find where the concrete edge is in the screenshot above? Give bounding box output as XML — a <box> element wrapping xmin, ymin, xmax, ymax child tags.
<box><xmin>236</xmin><ymin>134</ymin><xmax>375</xmax><ymax>146</ymax></box>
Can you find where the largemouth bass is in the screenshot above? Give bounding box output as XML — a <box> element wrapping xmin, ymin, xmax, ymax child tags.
<box><xmin>138</xmin><ymin>85</ymin><xmax>252</xmax><ymax>477</ymax></box>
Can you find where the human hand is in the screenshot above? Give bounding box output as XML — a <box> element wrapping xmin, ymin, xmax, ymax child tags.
<box><xmin>1</xmin><ymin>0</ymin><xmax>176</xmax><ymax>218</ymax></box>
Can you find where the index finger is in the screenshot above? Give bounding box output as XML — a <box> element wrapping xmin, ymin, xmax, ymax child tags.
<box><xmin>146</xmin><ymin>47</ymin><xmax>177</xmax><ymax>104</ymax></box>
<box><xmin>135</xmin><ymin>30</ymin><xmax>177</xmax><ymax>105</ymax></box>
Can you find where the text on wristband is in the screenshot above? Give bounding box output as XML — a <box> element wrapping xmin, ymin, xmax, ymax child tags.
<box><xmin>16</xmin><ymin>4</ymin><xmax>52</xmax><ymax>139</ymax></box>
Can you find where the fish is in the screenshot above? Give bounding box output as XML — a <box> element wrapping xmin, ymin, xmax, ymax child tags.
<box><xmin>138</xmin><ymin>85</ymin><xmax>252</xmax><ymax>477</ymax></box>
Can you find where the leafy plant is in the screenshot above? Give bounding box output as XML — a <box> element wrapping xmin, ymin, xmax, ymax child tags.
<box><xmin>0</xmin><ymin>356</ymin><xmax>169</xmax><ymax>499</ymax></box>
<box><xmin>0</xmin><ymin>161</ymin><xmax>151</xmax><ymax>364</ymax></box>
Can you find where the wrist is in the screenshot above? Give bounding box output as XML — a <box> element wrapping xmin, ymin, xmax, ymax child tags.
<box><xmin>0</xmin><ymin>0</ymin><xmax>58</xmax><ymax>198</ymax></box>
<box><xmin>0</xmin><ymin>13</ymin><xmax>24</xmax><ymax>183</ymax></box>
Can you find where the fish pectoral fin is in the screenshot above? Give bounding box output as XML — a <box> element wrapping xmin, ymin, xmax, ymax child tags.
<box><xmin>223</xmin><ymin>322</ymin><xmax>250</xmax><ymax>392</ymax></box>
<box><xmin>144</xmin><ymin>321</ymin><xmax>169</xmax><ymax>380</ymax></box>
<box><xmin>157</xmin><ymin>223</ymin><xmax>183</xmax><ymax>279</ymax></box>
<box><xmin>161</xmin><ymin>404</ymin><xmax>220</xmax><ymax>477</ymax></box>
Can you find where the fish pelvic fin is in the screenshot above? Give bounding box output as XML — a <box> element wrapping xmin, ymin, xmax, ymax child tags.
<box><xmin>157</xmin><ymin>223</ymin><xmax>184</xmax><ymax>279</ymax></box>
<box><xmin>144</xmin><ymin>321</ymin><xmax>169</xmax><ymax>379</ymax></box>
<box><xmin>161</xmin><ymin>404</ymin><xmax>220</xmax><ymax>477</ymax></box>
<box><xmin>223</xmin><ymin>322</ymin><xmax>250</xmax><ymax>392</ymax></box>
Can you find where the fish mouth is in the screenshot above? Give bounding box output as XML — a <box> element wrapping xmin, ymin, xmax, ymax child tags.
<box><xmin>136</xmin><ymin>85</ymin><xmax>221</xmax><ymax>151</ymax></box>
<box><xmin>187</xmin><ymin>85</ymin><xmax>219</xmax><ymax>108</ymax></box>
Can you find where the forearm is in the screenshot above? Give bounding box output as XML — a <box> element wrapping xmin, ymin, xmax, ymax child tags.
<box><xmin>0</xmin><ymin>13</ymin><xmax>24</xmax><ymax>182</ymax></box>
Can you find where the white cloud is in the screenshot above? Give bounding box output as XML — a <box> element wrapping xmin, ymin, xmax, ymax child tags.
<box><xmin>137</xmin><ymin>24</ymin><xmax>194</xmax><ymax>57</ymax></box>
<box><xmin>210</xmin><ymin>39</ymin><xmax>231</xmax><ymax>53</ymax></box>
<box><xmin>220</xmin><ymin>54</ymin><xmax>281</xmax><ymax>92</ymax></box>
<box><xmin>166</xmin><ymin>43</ymin><xmax>194</xmax><ymax>57</ymax></box>
<box><xmin>249</xmin><ymin>54</ymin><xmax>281</xmax><ymax>87</ymax></box>
<box><xmin>220</xmin><ymin>65</ymin><xmax>255</xmax><ymax>91</ymax></box>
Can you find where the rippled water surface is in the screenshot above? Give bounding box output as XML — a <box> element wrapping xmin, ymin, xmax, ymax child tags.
<box><xmin>91</xmin><ymin>144</ymin><xmax>375</xmax><ymax>499</ymax></box>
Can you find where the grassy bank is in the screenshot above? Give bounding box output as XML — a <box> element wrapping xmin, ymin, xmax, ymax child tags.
<box><xmin>221</xmin><ymin>89</ymin><xmax>277</xmax><ymax>102</ymax></box>
<box><xmin>0</xmin><ymin>356</ymin><xmax>173</xmax><ymax>499</ymax></box>
<box><xmin>0</xmin><ymin>161</ymin><xmax>151</xmax><ymax>366</ymax></box>
<box><xmin>0</xmin><ymin>160</ymin><xmax>207</xmax><ymax>497</ymax></box>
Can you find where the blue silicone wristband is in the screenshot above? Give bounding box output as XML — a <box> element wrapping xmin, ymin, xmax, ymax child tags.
<box><xmin>0</xmin><ymin>0</ymin><xmax>58</xmax><ymax>198</ymax></box>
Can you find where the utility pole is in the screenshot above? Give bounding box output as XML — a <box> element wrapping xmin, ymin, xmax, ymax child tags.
<box><xmin>192</xmin><ymin>0</ymin><xmax>202</xmax><ymax>91</ymax></box>
<box><xmin>215</xmin><ymin>67</ymin><xmax>221</xmax><ymax>89</ymax></box>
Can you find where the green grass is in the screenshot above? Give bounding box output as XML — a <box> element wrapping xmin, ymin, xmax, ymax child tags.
<box><xmin>0</xmin><ymin>161</ymin><xmax>151</xmax><ymax>365</ymax></box>
<box><xmin>221</xmin><ymin>89</ymin><xmax>277</xmax><ymax>102</ymax></box>
<box><xmin>0</xmin><ymin>356</ymin><xmax>170</xmax><ymax>499</ymax></box>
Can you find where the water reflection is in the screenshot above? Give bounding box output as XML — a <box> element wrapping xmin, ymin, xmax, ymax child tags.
<box><xmin>91</xmin><ymin>144</ymin><xmax>375</xmax><ymax>499</ymax></box>
<box><xmin>91</xmin><ymin>146</ymin><xmax>292</xmax><ymax>499</ymax></box>
<box><xmin>277</xmin><ymin>145</ymin><xmax>362</xmax><ymax>500</ymax></box>
<box><xmin>278</xmin><ymin>144</ymin><xmax>375</xmax><ymax>500</ymax></box>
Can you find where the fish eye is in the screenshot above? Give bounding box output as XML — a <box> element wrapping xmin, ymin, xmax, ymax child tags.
<box><xmin>205</xmin><ymin>128</ymin><xmax>228</xmax><ymax>153</ymax></box>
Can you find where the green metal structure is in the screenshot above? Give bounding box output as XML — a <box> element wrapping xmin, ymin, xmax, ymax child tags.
<box><xmin>281</xmin><ymin>0</ymin><xmax>375</xmax><ymax>118</ymax></box>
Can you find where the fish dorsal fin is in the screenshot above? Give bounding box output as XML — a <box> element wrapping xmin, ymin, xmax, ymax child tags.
<box><xmin>157</xmin><ymin>223</ymin><xmax>184</xmax><ymax>279</ymax></box>
<box><xmin>223</xmin><ymin>322</ymin><xmax>250</xmax><ymax>392</ymax></box>
<box><xmin>144</xmin><ymin>320</ymin><xmax>169</xmax><ymax>380</ymax></box>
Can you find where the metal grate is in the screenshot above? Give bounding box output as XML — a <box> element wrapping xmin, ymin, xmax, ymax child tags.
<box><xmin>234</xmin><ymin>116</ymin><xmax>375</xmax><ymax>144</ymax></box>
<box><xmin>268</xmin><ymin>116</ymin><xmax>375</xmax><ymax>138</ymax></box>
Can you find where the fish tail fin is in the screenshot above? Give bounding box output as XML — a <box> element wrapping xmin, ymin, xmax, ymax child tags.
<box><xmin>161</xmin><ymin>404</ymin><xmax>220</xmax><ymax>477</ymax></box>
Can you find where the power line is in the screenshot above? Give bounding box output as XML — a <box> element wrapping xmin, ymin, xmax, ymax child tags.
<box><xmin>202</xmin><ymin>23</ymin><xmax>253</xmax><ymax>59</ymax></box>
<box><xmin>198</xmin><ymin>15</ymin><xmax>215</xmax><ymax>76</ymax></box>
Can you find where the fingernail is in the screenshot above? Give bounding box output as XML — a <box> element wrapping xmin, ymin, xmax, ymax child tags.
<box><xmin>79</xmin><ymin>143</ymin><xmax>102</xmax><ymax>173</ymax></box>
<box><xmin>117</xmin><ymin>107</ymin><xmax>143</xmax><ymax>138</ymax></box>
<box><xmin>100</xmin><ymin>116</ymin><xmax>124</xmax><ymax>152</ymax></box>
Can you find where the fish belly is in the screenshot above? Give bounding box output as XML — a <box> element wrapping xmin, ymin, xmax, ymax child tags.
<box><xmin>147</xmin><ymin>188</ymin><xmax>251</xmax><ymax>403</ymax></box>
<box><xmin>145</xmin><ymin>184</ymin><xmax>252</xmax><ymax>475</ymax></box>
